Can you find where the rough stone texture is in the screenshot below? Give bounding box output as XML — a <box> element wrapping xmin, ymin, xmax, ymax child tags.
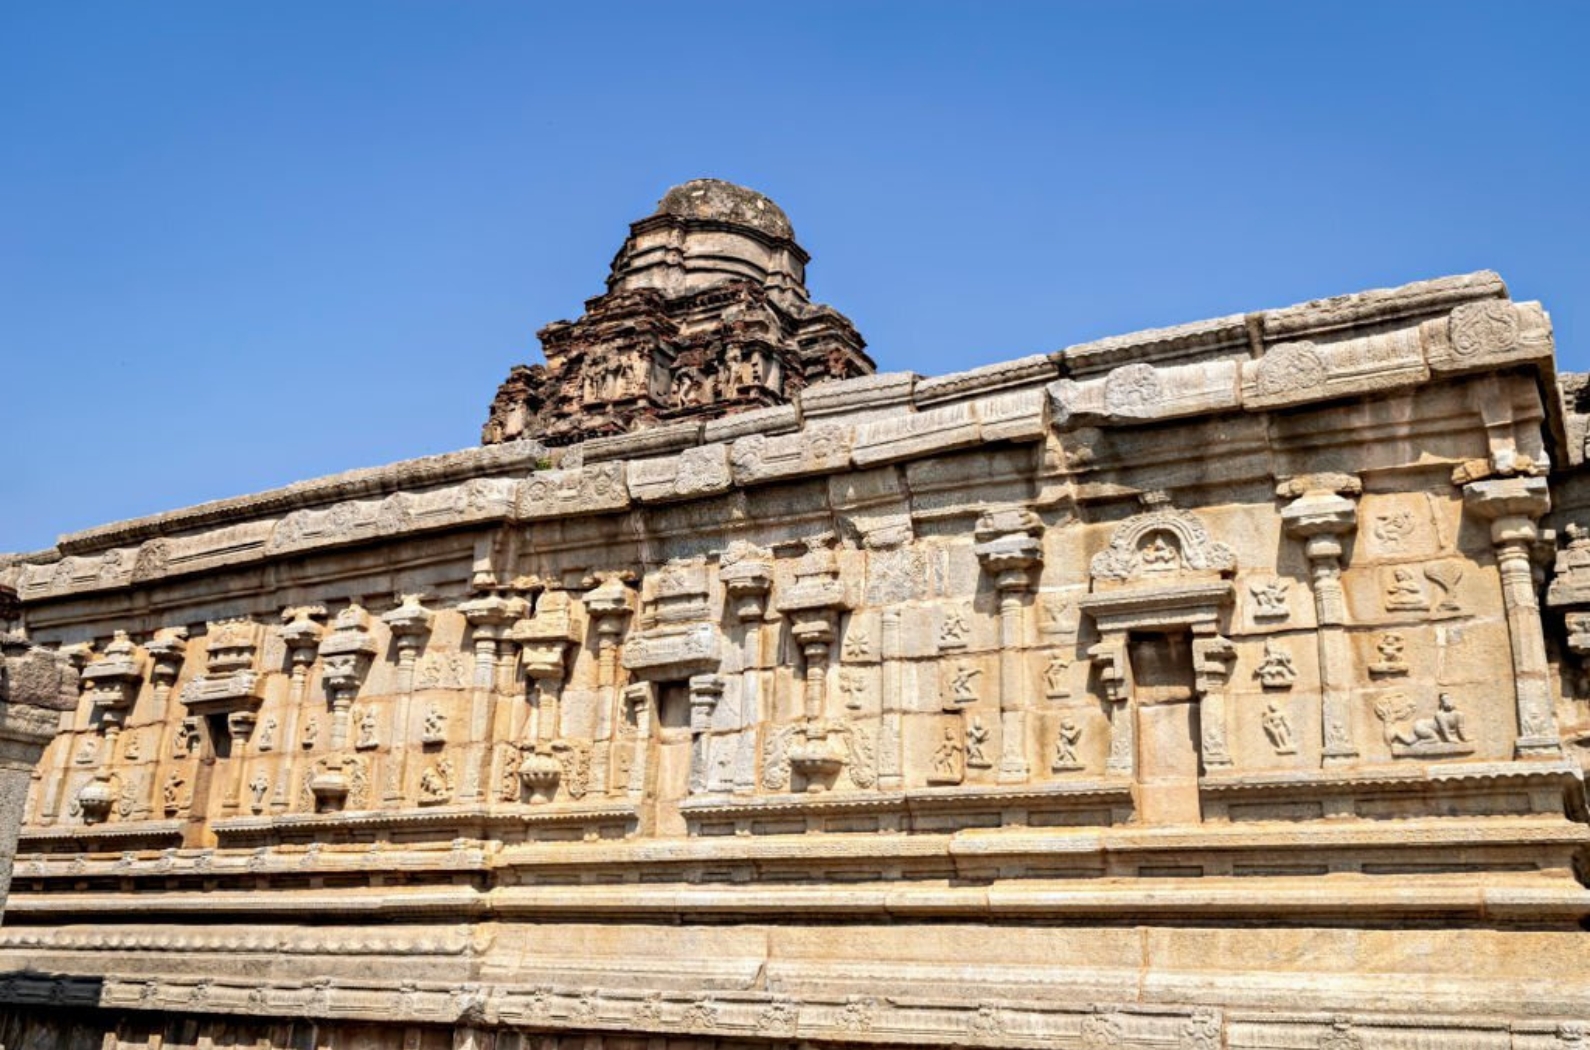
<box><xmin>480</xmin><ymin>179</ymin><xmax>874</xmax><ymax>447</ymax></box>
<box><xmin>3</xmin><ymin>189</ymin><xmax>1590</xmax><ymax>1048</ymax></box>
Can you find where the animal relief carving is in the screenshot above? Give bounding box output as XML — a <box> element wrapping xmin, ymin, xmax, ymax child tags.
<box><xmin>1373</xmin><ymin>691</ymin><xmax>1472</xmax><ymax>757</ymax></box>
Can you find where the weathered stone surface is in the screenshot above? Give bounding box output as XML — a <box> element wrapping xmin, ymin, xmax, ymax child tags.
<box><xmin>2</xmin><ymin>188</ymin><xmax>1588</xmax><ymax>1048</ymax></box>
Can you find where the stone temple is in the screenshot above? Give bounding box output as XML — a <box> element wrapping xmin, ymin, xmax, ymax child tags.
<box><xmin>3</xmin><ymin>178</ymin><xmax>1590</xmax><ymax>1047</ymax></box>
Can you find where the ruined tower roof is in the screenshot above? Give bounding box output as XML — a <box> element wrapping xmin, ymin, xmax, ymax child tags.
<box><xmin>481</xmin><ymin>179</ymin><xmax>873</xmax><ymax>447</ymax></box>
<box><xmin>652</xmin><ymin>178</ymin><xmax>795</xmax><ymax>240</ymax></box>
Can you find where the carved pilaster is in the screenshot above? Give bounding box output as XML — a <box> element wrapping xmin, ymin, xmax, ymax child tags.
<box><xmin>687</xmin><ymin>674</ymin><xmax>725</xmax><ymax>794</ymax></box>
<box><xmin>143</xmin><ymin>626</ymin><xmax>189</xmax><ymax>722</ymax></box>
<box><xmin>584</xmin><ymin>575</ymin><xmax>635</xmax><ymax>796</ymax></box>
<box><xmin>775</xmin><ymin>537</ymin><xmax>851</xmax><ymax>792</ymax></box>
<box><xmin>974</xmin><ymin>507</ymin><xmax>1043</xmax><ymax>783</ymax></box>
<box><xmin>1280</xmin><ymin>474</ymin><xmax>1361</xmax><ymax>765</ymax></box>
<box><xmin>379</xmin><ymin>594</ymin><xmax>433</xmax><ymax>806</ymax></box>
<box><xmin>1191</xmin><ymin>629</ymin><xmax>1236</xmax><ymax>770</ymax></box>
<box><xmin>1465</xmin><ymin>475</ymin><xmax>1560</xmax><ymax>757</ymax></box>
<box><xmin>460</xmin><ymin>593</ymin><xmax>528</xmax><ymax>803</ymax></box>
<box><xmin>721</xmin><ymin>550</ymin><xmax>773</xmax><ymax>795</ymax></box>
<box><xmin>275</xmin><ymin>606</ymin><xmax>325</xmax><ymax>813</ymax></box>
<box><xmin>1088</xmin><ymin>640</ymin><xmax>1133</xmax><ymax>777</ymax></box>
<box><xmin>0</xmin><ymin>633</ymin><xmax>76</xmax><ymax>915</ymax></box>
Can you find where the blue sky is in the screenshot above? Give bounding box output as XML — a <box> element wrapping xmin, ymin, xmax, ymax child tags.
<box><xmin>2</xmin><ymin>2</ymin><xmax>1587</xmax><ymax>553</ymax></box>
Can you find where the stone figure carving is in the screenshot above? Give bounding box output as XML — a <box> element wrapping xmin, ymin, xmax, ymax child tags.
<box><xmin>416</xmin><ymin>651</ymin><xmax>470</xmax><ymax>690</ymax></box>
<box><xmin>422</xmin><ymin>704</ymin><xmax>447</xmax><ymax>744</ymax></box>
<box><xmin>1254</xmin><ymin>639</ymin><xmax>1298</xmax><ymax>689</ymax></box>
<box><xmin>1372</xmin><ymin>510</ymin><xmax>1415</xmax><ymax>550</ymax></box>
<box><xmin>1384</xmin><ymin>567</ymin><xmax>1429</xmax><ymax>611</ymax></box>
<box><xmin>1089</xmin><ymin>500</ymin><xmax>1236</xmax><ymax>583</ymax></box>
<box><xmin>1261</xmin><ymin>701</ymin><xmax>1296</xmax><ymax>755</ymax></box>
<box><xmin>838</xmin><ymin>668</ymin><xmax>865</xmax><ymax>709</ymax></box>
<box><xmin>74</xmin><ymin>737</ymin><xmax>96</xmax><ymax>764</ymax></box>
<box><xmin>162</xmin><ymin>770</ymin><xmax>186</xmax><ymax>814</ymax></box>
<box><xmin>928</xmin><ymin>722</ymin><xmax>965</xmax><ymax>785</ymax></box>
<box><xmin>354</xmin><ymin>707</ymin><xmax>379</xmax><ymax>750</ymax></box>
<box><xmin>1043</xmin><ymin>652</ymin><xmax>1071</xmax><ymax>698</ymax></box>
<box><xmin>1373</xmin><ymin>691</ymin><xmax>1472</xmax><ymax>757</ymax></box>
<box><xmin>122</xmin><ymin>732</ymin><xmax>141</xmax><ymax>761</ymax></box>
<box><xmin>1040</xmin><ymin>595</ymin><xmax>1068</xmax><ymax>634</ymax></box>
<box><xmin>1052</xmin><ymin>716</ymin><xmax>1084</xmax><ymax>771</ymax></box>
<box><xmin>419</xmin><ymin>759</ymin><xmax>454</xmax><ymax>804</ymax></box>
<box><xmin>948</xmin><ymin>661</ymin><xmax>981</xmax><ymax>704</ymax></box>
<box><xmin>249</xmin><ymin>773</ymin><xmax>270</xmax><ymax>812</ymax></box>
<box><xmin>1249</xmin><ymin>579</ymin><xmax>1290</xmax><ymax>620</ymax></box>
<box><xmin>1140</xmin><ymin>532</ymin><xmax>1181</xmax><ymax>573</ymax></box>
<box><xmin>939</xmin><ymin>604</ymin><xmax>970</xmax><ymax>649</ymax></box>
<box><xmin>257</xmin><ymin>716</ymin><xmax>277</xmax><ymax>751</ymax></box>
<box><xmin>301</xmin><ymin>716</ymin><xmax>320</xmax><ymax>749</ymax></box>
<box><xmin>174</xmin><ymin>718</ymin><xmax>200</xmax><ymax>756</ymax></box>
<box><xmin>965</xmin><ymin>717</ymin><xmax>991</xmax><ymax>769</ymax></box>
<box><xmin>1369</xmin><ymin>632</ymin><xmax>1409</xmax><ymax>676</ymax></box>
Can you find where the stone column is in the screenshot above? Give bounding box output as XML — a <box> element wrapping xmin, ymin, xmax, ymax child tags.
<box><xmin>275</xmin><ymin>606</ymin><xmax>325</xmax><ymax>812</ymax></box>
<box><xmin>583</xmin><ymin>576</ymin><xmax>634</xmax><ymax>796</ymax></box>
<box><xmin>0</xmin><ymin>631</ymin><xmax>76</xmax><ymax>921</ymax></box>
<box><xmin>721</xmin><ymin>559</ymin><xmax>772</xmax><ymax>795</ymax></box>
<box><xmin>974</xmin><ymin>518</ymin><xmax>1042</xmax><ymax>784</ymax></box>
<box><xmin>1280</xmin><ymin>476</ymin><xmax>1361</xmax><ymax>766</ymax></box>
<box><xmin>459</xmin><ymin>594</ymin><xmax>527</xmax><ymax>802</ymax></box>
<box><xmin>878</xmin><ymin>607</ymin><xmax>904</xmax><ymax>791</ymax></box>
<box><xmin>1089</xmin><ymin>639</ymin><xmax>1133</xmax><ymax>777</ymax></box>
<box><xmin>1191</xmin><ymin>628</ymin><xmax>1236</xmax><ymax>770</ymax></box>
<box><xmin>381</xmin><ymin>595</ymin><xmax>433</xmax><ymax>805</ymax></box>
<box><xmin>687</xmin><ymin>674</ymin><xmax>724</xmax><ymax>794</ymax></box>
<box><xmin>1464</xmin><ymin>476</ymin><xmax>1561</xmax><ymax>757</ymax></box>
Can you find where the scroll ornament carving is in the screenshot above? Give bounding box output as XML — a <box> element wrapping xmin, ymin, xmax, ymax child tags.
<box><xmin>1090</xmin><ymin>505</ymin><xmax>1236</xmax><ymax>583</ymax></box>
<box><xmin>1080</xmin><ymin>1007</ymin><xmax>1125</xmax><ymax>1050</ymax></box>
<box><xmin>1179</xmin><ymin>1008</ymin><xmax>1222</xmax><ymax>1050</ymax></box>
<box><xmin>1254</xmin><ymin>340</ymin><xmax>1326</xmax><ymax>397</ymax></box>
<box><xmin>1449</xmin><ymin>300</ymin><xmax>1520</xmax><ymax>357</ymax></box>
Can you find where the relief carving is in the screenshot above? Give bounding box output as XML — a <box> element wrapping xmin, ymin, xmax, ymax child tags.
<box><xmin>928</xmin><ymin>718</ymin><xmax>965</xmax><ymax>785</ymax></box>
<box><xmin>1373</xmin><ymin>691</ymin><xmax>1472</xmax><ymax>757</ymax></box>
<box><xmin>965</xmin><ymin>716</ymin><xmax>992</xmax><ymax>769</ymax></box>
<box><xmin>1254</xmin><ymin>340</ymin><xmax>1326</xmax><ymax>398</ymax></box>
<box><xmin>1449</xmin><ymin>299</ymin><xmax>1520</xmax><ymax>357</ymax></box>
<box><xmin>1369</xmin><ymin>632</ymin><xmax>1409</xmax><ymax>676</ymax></box>
<box><xmin>1052</xmin><ymin>715</ymin><xmax>1084</xmax><ymax>772</ymax></box>
<box><xmin>1261</xmin><ymin>701</ymin><xmax>1296</xmax><ymax>755</ymax></box>
<box><xmin>1090</xmin><ymin>500</ymin><xmax>1236</xmax><ymax>583</ymax></box>
<box><xmin>1254</xmin><ymin>639</ymin><xmax>1298</xmax><ymax>689</ymax></box>
<box><xmin>1248</xmin><ymin>578</ymin><xmax>1290</xmax><ymax>620</ymax></box>
<box><xmin>1043</xmin><ymin>651</ymin><xmax>1072</xmax><ymax>698</ymax></box>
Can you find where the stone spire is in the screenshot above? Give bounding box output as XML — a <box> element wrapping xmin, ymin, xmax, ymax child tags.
<box><xmin>481</xmin><ymin>179</ymin><xmax>873</xmax><ymax>446</ymax></box>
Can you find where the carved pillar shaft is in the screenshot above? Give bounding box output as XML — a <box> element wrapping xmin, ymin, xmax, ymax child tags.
<box><xmin>996</xmin><ymin>583</ymin><xmax>1029</xmax><ymax>782</ymax></box>
<box><xmin>1091</xmin><ymin>640</ymin><xmax>1133</xmax><ymax>778</ymax></box>
<box><xmin>624</xmin><ymin>685</ymin><xmax>653</xmax><ymax>800</ymax></box>
<box><xmin>723</xmin><ymin>566</ymin><xmax>771</xmax><ymax>797</ymax></box>
<box><xmin>1281</xmin><ymin>481</ymin><xmax>1360</xmax><ymax>767</ymax></box>
<box><xmin>1191</xmin><ymin>629</ymin><xmax>1234</xmax><ymax>770</ymax></box>
<box><xmin>1465</xmin><ymin>477</ymin><xmax>1560</xmax><ymax>757</ymax></box>
<box><xmin>687</xmin><ymin>675</ymin><xmax>724</xmax><ymax>795</ymax></box>
<box><xmin>975</xmin><ymin>522</ymin><xmax>1041</xmax><ymax>786</ymax></box>
<box><xmin>801</xmin><ymin>639</ymin><xmax>831</xmax><ymax>731</ymax></box>
<box><xmin>878</xmin><ymin>607</ymin><xmax>904</xmax><ymax>790</ymax></box>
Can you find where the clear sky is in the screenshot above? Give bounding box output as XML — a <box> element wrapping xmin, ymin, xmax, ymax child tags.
<box><xmin>2</xmin><ymin>2</ymin><xmax>1586</xmax><ymax>554</ymax></box>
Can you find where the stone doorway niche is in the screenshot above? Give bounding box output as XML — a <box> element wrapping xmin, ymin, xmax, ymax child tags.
<box><xmin>1079</xmin><ymin>498</ymin><xmax>1238</xmax><ymax>825</ymax></box>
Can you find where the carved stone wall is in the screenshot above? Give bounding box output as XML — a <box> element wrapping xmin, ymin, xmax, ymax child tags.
<box><xmin>3</xmin><ymin>209</ymin><xmax>1589</xmax><ymax>1047</ymax></box>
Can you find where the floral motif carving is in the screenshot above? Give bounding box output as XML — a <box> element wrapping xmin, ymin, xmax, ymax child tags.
<box><xmin>1254</xmin><ymin>340</ymin><xmax>1326</xmax><ymax>397</ymax></box>
<box><xmin>1104</xmin><ymin>362</ymin><xmax>1162</xmax><ymax>414</ymax></box>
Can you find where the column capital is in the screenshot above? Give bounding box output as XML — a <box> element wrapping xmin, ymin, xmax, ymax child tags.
<box><xmin>1280</xmin><ymin>489</ymin><xmax>1358</xmax><ymax>542</ymax></box>
<box><xmin>1464</xmin><ymin>476</ymin><xmax>1550</xmax><ymax>544</ymax></box>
